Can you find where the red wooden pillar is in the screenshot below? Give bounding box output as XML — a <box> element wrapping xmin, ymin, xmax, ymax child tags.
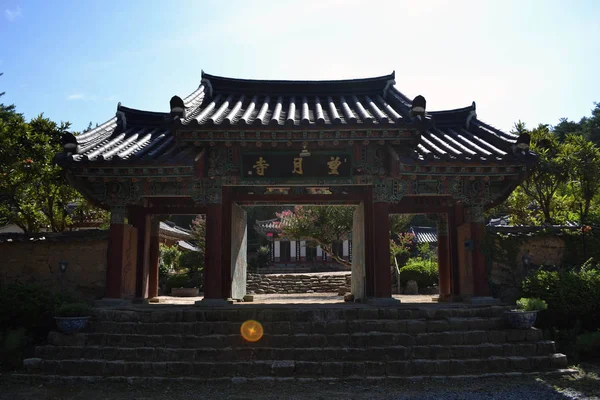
<box><xmin>129</xmin><ymin>207</ymin><xmax>150</xmax><ymax>299</ymax></box>
<box><xmin>221</xmin><ymin>187</ymin><xmax>233</xmax><ymax>299</ymax></box>
<box><xmin>372</xmin><ymin>201</ymin><xmax>392</xmax><ymax>298</ymax></box>
<box><xmin>437</xmin><ymin>213</ymin><xmax>452</xmax><ymax>301</ymax></box>
<box><xmin>448</xmin><ymin>206</ymin><xmax>461</xmax><ymax>297</ymax></box>
<box><xmin>203</xmin><ymin>203</ymin><xmax>224</xmax><ymax>299</ymax></box>
<box><xmin>468</xmin><ymin>206</ymin><xmax>490</xmax><ymax>297</ymax></box>
<box><xmin>148</xmin><ymin>218</ymin><xmax>160</xmax><ymax>299</ymax></box>
<box><xmin>106</xmin><ymin>207</ymin><xmax>138</xmax><ymax>299</ymax></box>
<box><xmin>363</xmin><ymin>187</ymin><xmax>375</xmax><ymax>297</ymax></box>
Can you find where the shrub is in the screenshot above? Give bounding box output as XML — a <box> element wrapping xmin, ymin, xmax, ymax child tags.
<box><xmin>0</xmin><ymin>328</ymin><xmax>28</xmax><ymax>369</ymax></box>
<box><xmin>516</xmin><ymin>297</ymin><xmax>548</xmax><ymax>312</ymax></box>
<box><xmin>575</xmin><ymin>331</ymin><xmax>600</xmax><ymax>360</ymax></box>
<box><xmin>160</xmin><ymin>244</ymin><xmax>181</xmax><ymax>271</ymax></box>
<box><xmin>178</xmin><ymin>250</ymin><xmax>204</xmax><ymax>273</ymax></box>
<box><xmin>167</xmin><ymin>274</ymin><xmax>196</xmax><ymax>290</ymax></box>
<box><xmin>55</xmin><ymin>303</ymin><xmax>92</xmax><ymax>318</ymax></box>
<box><xmin>0</xmin><ymin>284</ymin><xmax>76</xmax><ymax>370</ymax></box>
<box><xmin>0</xmin><ymin>284</ymin><xmax>75</xmax><ymax>337</ymax></box>
<box><xmin>257</xmin><ymin>246</ymin><xmax>271</xmax><ymax>269</ymax></box>
<box><xmin>522</xmin><ymin>269</ymin><xmax>600</xmax><ymax>331</ymax></box>
<box><xmin>400</xmin><ymin>257</ymin><xmax>438</xmax><ymax>288</ymax></box>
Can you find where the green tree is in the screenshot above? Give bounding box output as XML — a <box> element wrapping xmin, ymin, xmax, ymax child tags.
<box><xmin>274</xmin><ymin>206</ymin><xmax>354</xmax><ymax>268</ymax></box>
<box><xmin>561</xmin><ymin>134</ymin><xmax>600</xmax><ymax>224</ymax></box>
<box><xmin>0</xmin><ymin>93</ymin><xmax>106</xmax><ymax>231</ymax></box>
<box><xmin>517</xmin><ymin>122</ymin><xmax>570</xmax><ymax>224</ymax></box>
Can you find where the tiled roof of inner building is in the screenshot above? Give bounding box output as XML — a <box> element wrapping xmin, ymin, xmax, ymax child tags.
<box><xmin>56</xmin><ymin>71</ymin><xmax>535</xmax><ymax>166</ymax></box>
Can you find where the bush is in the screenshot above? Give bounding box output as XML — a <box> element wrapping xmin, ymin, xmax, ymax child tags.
<box><xmin>400</xmin><ymin>257</ymin><xmax>438</xmax><ymax>288</ymax></box>
<box><xmin>257</xmin><ymin>246</ymin><xmax>271</xmax><ymax>269</ymax></box>
<box><xmin>55</xmin><ymin>303</ymin><xmax>92</xmax><ymax>317</ymax></box>
<box><xmin>522</xmin><ymin>269</ymin><xmax>600</xmax><ymax>331</ymax></box>
<box><xmin>167</xmin><ymin>274</ymin><xmax>196</xmax><ymax>290</ymax></box>
<box><xmin>575</xmin><ymin>331</ymin><xmax>600</xmax><ymax>360</ymax></box>
<box><xmin>178</xmin><ymin>250</ymin><xmax>204</xmax><ymax>273</ymax></box>
<box><xmin>160</xmin><ymin>244</ymin><xmax>181</xmax><ymax>271</ymax></box>
<box><xmin>0</xmin><ymin>284</ymin><xmax>75</xmax><ymax>337</ymax></box>
<box><xmin>0</xmin><ymin>284</ymin><xmax>76</xmax><ymax>370</ymax></box>
<box><xmin>516</xmin><ymin>297</ymin><xmax>548</xmax><ymax>312</ymax></box>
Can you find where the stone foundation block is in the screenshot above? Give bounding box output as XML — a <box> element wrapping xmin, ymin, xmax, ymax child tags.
<box><xmin>550</xmin><ymin>354</ymin><xmax>568</xmax><ymax>368</ymax></box>
<box><xmin>406</xmin><ymin>320</ymin><xmax>427</xmax><ymax>334</ymax></box>
<box><xmin>507</xmin><ymin>356</ymin><xmax>531</xmax><ymax>370</ymax></box>
<box><xmin>386</xmin><ymin>361</ymin><xmax>411</xmax><ymax>376</ymax></box>
<box><xmin>537</xmin><ymin>341</ymin><xmax>557</xmax><ymax>355</ymax></box>
<box><xmin>104</xmin><ymin>360</ymin><xmax>125</xmax><ymax>375</ymax></box>
<box><xmin>321</xmin><ymin>362</ymin><xmax>344</xmax><ymax>377</ymax></box>
<box><xmin>487</xmin><ymin>331</ymin><xmax>507</xmax><ymax>343</ymax></box>
<box><xmin>167</xmin><ymin>362</ymin><xmax>193</xmax><ymax>376</ymax></box>
<box><xmin>463</xmin><ymin>331</ymin><xmax>488</xmax><ymax>345</ymax></box>
<box><xmin>271</xmin><ymin>360</ymin><xmax>295</xmax><ymax>377</ymax></box>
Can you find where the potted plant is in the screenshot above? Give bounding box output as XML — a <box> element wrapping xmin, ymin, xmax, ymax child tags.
<box><xmin>54</xmin><ymin>302</ymin><xmax>92</xmax><ymax>334</ymax></box>
<box><xmin>504</xmin><ymin>297</ymin><xmax>548</xmax><ymax>329</ymax></box>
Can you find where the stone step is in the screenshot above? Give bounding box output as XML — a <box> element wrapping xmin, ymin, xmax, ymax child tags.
<box><xmin>26</xmin><ymin>355</ymin><xmax>569</xmax><ymax>378</ymax></box>
<box><xmin>86</xmin><ymin>317</ymin><xmax>507</xmax><ymax>335</ymax></box>
<box><xmin>48</xmin><ymin>329</ymin><xmax>544</xmax><ymax>349</ymax></box>
<box><xmin>91</xmin><ymin>306</ymin><xmax>513</xmax><ymax>324</ymax></box>
<box><xmin>35</xmin><ymin>341</ymin><xmax>557</xmax><ymax>362</ymax></box>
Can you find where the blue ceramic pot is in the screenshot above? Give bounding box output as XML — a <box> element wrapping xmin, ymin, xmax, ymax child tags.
<box><xmin>504</xmin><ymin>310</ymin><xmax>538</xmax><ymax>329</ymax></box>
<box><xmin>54</xmin><ymin>316</ymin><xmax>90</xmax><ymax>334</ymax></box>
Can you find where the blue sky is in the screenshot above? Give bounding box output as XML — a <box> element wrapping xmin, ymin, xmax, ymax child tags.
<box><xmin>1</xmin><ymin>0</ymin><xmax>599</xmax><ymax>132</ymax></box>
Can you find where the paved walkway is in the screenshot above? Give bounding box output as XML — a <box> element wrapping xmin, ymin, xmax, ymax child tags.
<box><xmin>152</xmin><ymin>293</ymin><xmax>435</xmax><ymax>305</ymax></box>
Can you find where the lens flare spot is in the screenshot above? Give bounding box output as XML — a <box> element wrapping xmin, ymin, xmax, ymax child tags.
<box><xmin>241</xmin><ymin>320</ymin><xmax>264</xmax><ymax>342</ymax></box>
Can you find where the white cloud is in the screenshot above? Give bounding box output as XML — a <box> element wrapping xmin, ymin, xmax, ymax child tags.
<box><xmin>67</xmin><ymin>93</ymin><xmax>85</xmax><ymax>100</ymax></box>
<box><xmin>5</xmin><ymin>6</ymin><xmax>22</xmax><ymax>21</ymax></box>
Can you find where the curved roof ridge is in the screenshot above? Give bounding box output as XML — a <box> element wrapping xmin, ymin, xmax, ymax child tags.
<box><xmin>201</xmin><ymin>71</ymin><xmax>395</xmax><ymax>85</ymax></box>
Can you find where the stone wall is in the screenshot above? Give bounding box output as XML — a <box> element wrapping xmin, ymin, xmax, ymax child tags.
<box><xmin>488</xmin><ymin>233</ymin><xmax>565</xmax><ymax>302</ymax></box>
<box><xmin>247</xmin><ymin>273</ymin><xmax>351</xmax><ymax>294</ymax></box>
<box><xmin>0</xmin><ymin>231</ymin><xmax>109</xmax><ymax>299</ymax></box>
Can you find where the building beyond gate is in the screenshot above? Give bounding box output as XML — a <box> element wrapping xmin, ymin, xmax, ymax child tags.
<box><xmin>55</xmin><ymin>72</ymin><xmax>535</xmax><ymax>304</ymax></box>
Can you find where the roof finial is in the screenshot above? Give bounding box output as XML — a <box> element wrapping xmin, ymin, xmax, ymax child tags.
<box><xmin>410</xmin><ymin>95</ymin><xmax>426</xmax><ymax>120</ymax></box>
<box><xmin>170</xmin><ymin>96</ymin><xmax>186</xmax><ymax>118</ymax></box>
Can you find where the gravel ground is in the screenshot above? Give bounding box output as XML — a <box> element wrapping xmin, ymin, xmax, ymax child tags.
<box><xmin>2</xmin><ymin>366</ymin><xmax>598</xmax><ymax>400</ymax></box>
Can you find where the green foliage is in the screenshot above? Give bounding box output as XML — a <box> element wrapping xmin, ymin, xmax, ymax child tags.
<box><xmin>0</xmin><ymin>284</ymin><xmax>75</xmax><ymax>335</ymax></box>
<box><xmin>0</xmin><ymin>284</ymin><xmax>76</xmax><ymax>370</ymax></box>
<box><xmin>0</xmin><ymin>328</ymin><xmax>28</xmax><ymax>369</ymax></box>
<box><xmin>0</xmin><ymin>110</ymin><xmax>106</xmax><ymax>232</ymax></box>
<box><xmin>522</xmin><ymin>269</ymin><xmax>600</xmax><ymax>331</ymax></box>
<box><xmin>166</xmin><ymin>273</ymin><xmax>199</xmax><ymax>290</ymax></box>
<box><xmin>159</xmin><ymin>244</ymin><xmax>181</xmax><ymax>271</ymax></box>
<box><xmin>400</xmin><ymin>257</ymin><xmax>438</xmax><ymax>288</ymax></box>
<box><xmin>575</xmin><ymin>331</ymin><xmax>600</xmax><ymax>360</ymax></box>
<box><xmin>249</xmin><ymin>245</ymin><xmax>271</xmax><ymax>272</ymax></box>
<box><xmin>54</xmin><ymin>302</ymin><xmax>92</xmax><ymax>317</ymax></box>
<box><xmin>390</xmin><ymin>232</ymin><xmax>415</xmax><ymax>267</ymax></box>
<box><xmin>276</xmin><ymin>206</ymin><xmax>354</xmax><ymax>268</ymax></box>
<box><xmin>515</xmin><ymin>297</ymin><xmax>548</xmax><ymax>312</ymax></box>
<box><xmin>178</xmin><ymin>250</ymin><xmax>204</xmax><ymax>273</ymax></box>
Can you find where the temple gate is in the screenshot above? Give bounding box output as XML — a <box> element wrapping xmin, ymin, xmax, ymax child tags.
<box><xmin>56</xmin><ymin>72</ymin><xmax>535</xmax><ymax>304</ymax></box>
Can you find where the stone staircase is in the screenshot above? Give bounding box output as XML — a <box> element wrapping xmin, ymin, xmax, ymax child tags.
<box><xmin>22</xmin><ymin>305</ymin><xmax>570</xmax><ymax>382</ymax></box>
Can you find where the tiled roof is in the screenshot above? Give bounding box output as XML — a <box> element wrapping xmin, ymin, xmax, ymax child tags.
<box><xmin>409</xmin><ymin>226</ymin><xmax>438</xmax><ymax>244</ymax></box>
<box><xmin>159</xmin><ymin>222</ymin><xmax>192</xmax><ymax>241</ymax></box>
<box><xmin>178</xmin><ymin>72</ymin><xmax>407</xmax><ymax>127</ymax></box>
<box><xmin>56</xmin><ymin>71</ymin><xmax>534</xmax><ymax>167</ymax></box>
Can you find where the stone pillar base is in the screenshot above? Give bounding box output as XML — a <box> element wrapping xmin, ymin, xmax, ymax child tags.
<box><xmin>195</xmin><ymin>298</ymin><xmax>234</xmax><ymax>307</ymax></box>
